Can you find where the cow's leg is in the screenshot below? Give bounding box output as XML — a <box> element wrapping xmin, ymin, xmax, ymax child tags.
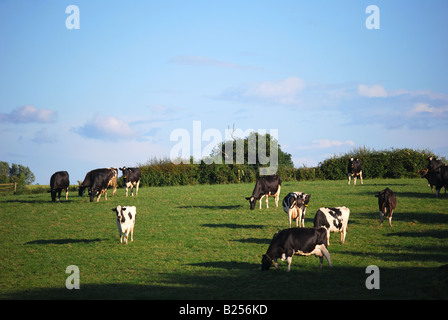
<box><xmin>275</xmin><ymin>185</ymin><xmax>281</xmax><ymax>207</ymax></box>
<box><xmin>348</xmin><ymin>174</ymin><xmax>351</xmax><ymax>185</ymax></box>
<box><xmin>354</xmin><ymin>176</ymin><xmax>357</xmax><ymax>185</ymax></box>
<box><xmin>265</xmin><ymin>195</ymin><xmax>269</xmax><ymax>209</ymax></box>
<box><xmin>105</xmin><ymin>190</ymin><xmax>108</xmax><ymax>201</ymax></box>
<box><xmin>259</xmin><ymin>195</ymin><xmax>264</xmax><ymax>209</ymax></box>
<box><xmin>273</xmin><ymin>259</ymin><xmax>279</xmax><ymax>269</ymax></box>
<box><xmin>125</xmin><ymin>184</ymin><xmax>129</xmax><ymax>197</ymax></box>
<box><xmin>289</xmin><ymin>211</ymin><xmax>292</xmax><ymax>228</ymax></box>
<box><xmin>65</xmin><ymin>188</ymin><xmax>69</xmax><ymax>200</ymax></box>
<box><xmin>57</xmin><ymin>189</ymin><xmax>62</xmax><ymax>202</ymax></box>
<box><xmin>360</xmin><ymin>171</ymin><xmax>363</xmax><ymax>184</ymax></box>
<box><xmin>379</xmin><ymin>211</ymin><xmax>384</xmax><ymax>226</ymax></box>
<box><xmin>286</xmin><ymin>256</ymin><xmax>292</xmax><ymax>272</ymax></box>
<box><xmin>136</xmin><ymin>180</ymin><xmax>140</xmax><ymax>196</ymax></box>
<box><xmin>388</xmin><ymin>211</ymin><xmax>393</xmax><ymax>227</ymax></box>
<box><xmin>130</xmin><ymin>225</ymin><xmax>134</xmax><ymax>242</ymax></box>
<box><xmin>327</xmin><ymin>229</ymin><xmax>331</xmax><ymax>246</ymax></box>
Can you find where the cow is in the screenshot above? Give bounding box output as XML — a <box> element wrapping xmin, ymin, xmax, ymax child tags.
<box><xmin>282</xmin><ymin>192</ymin><xmax>311</xmax><ymax>228</ymax></box>
<box><xmin>423</xmin><ymin>157</ymin><xmax>448</xmax><ymax>197</ymax></box>
<box><xmin>49</xmin><ymin>171</ymin><xmax>69</xmax><ymax>202</ymax></box>
<box><xmin>78</xmin><ymin>168</ymin><xmax>117</xmax><ymax>201</ymax></box>
<box><xmin>246</xmin><ymin>175</ymin><xmax>282</xmax><ymax>210</ymax></box>
<box><xmin>112</xmin><ymin>205</ymin><xmax>136</xmax><ymax>244</ymax></box>
<box><xmin>375</xmin><ymin>188</ymin><xmax>397</xmax><ymax>226</ymax></box>
<box><xmin>313</xmin><ymin>207</ymin><xmax>350</xmax><ymax>245</ymax></box>
<box><xmin>261</xmin><ymin>228</ymin><xmax>332</xmax><ymax>272</ymax></box>
<box><xmin>348</xmin><ymin>158</ymin><xmax>363</xmax><ymax>185</ymax></box>
<box><xmin>119</xmin><ymin>167</ymin><xmax>141</xmax><ymax>197</ymax></box>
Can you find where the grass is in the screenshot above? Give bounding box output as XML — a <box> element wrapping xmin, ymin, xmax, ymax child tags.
<box><xmin>0</xmin><ymin>178</ymin><xmax>447</xmax><ymax>299</ymax></box>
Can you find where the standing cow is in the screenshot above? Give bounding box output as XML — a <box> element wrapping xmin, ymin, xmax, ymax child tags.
<box><xmin>112</xmin><ymin>205</ymin><xmax>137</xmax><ymax>244</ymax></box>
<box><xmin>348</xmin><ymin>158</ymin><xmax>363</xmax><ymax>185</ymax></box>
<box><xmin>282</xmin><ymin>192</ymin><xmax>311</xmax><ymax>228</ymax></box>
<box><xmin>49</xmin><ymin>171</ymin><xmax>70</xmax><ymax>202</ymax></box>
<box><xmin>119</xmin><ymin>167</ymin><xmax>141</xmax><ymax>197</ymax></box>
<box><xmin>261</xmin><ymin>228</ymin><xmax>332</xmax><ymax>272</ymax></box>
<box><xmin>246</xmin><ymin>175</ymin><xmax>282</xmax><ymax>210</ymax></box>
<box><xmin>313</xmin><ymin>207</ymin><xmax>350</xmax><ymax>245</ymax></box>
<box><xmin>376</xmin><ymin>188</ymin><xmax>397</xmax><ymax>226</ymax></box>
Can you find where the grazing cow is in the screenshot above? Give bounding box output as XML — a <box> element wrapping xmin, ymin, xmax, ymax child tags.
<box><xmin>313</xmin><ymin>207</ymin><xmax>350</xmax><ymax>245</ymax></box>
<box><xmin>246</xmin><ymin>175</ymin><xmax>282</xmax><ymax>210</ymax></box>
<box><xmin>49</xmin><ymin>171</ymin><xmax>69</xmax><ymax>202</ymax></box>
<box><xmin>375</xmin><ymin>188</ymin><xmax>397</xmax><ymax>226</ymax></box>
<box><xmin>112</xmin><ymin>205</ymin><xmax>136</xmax><ymax>244</ymax></box>
<box><xmin>282</xmin><ymin>192</ymin><xmax>311</xmax><ymax>228</ymax></box>
<box><xmin>78</xmin><ymin>168</ymin><xmax>117</xmax><ymax>201</ymax></box>
<box><xmin>261</xmin><ymin>228</ymin><xmax>332</xmax><ymax>272</ymax></box>
<box><xmin>348</xmin><ymin>158</ymin><xmax>363</xmax><ymax>185</ymax></box>
<box><xmin>119</xmin><ymin>167</ymin><xmax>141</xmax><ymax>197</ymax></box>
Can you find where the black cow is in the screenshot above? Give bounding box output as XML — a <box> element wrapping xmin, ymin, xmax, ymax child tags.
<box><xmin>420</xmin><ymin>157</ymin><xmax>448</xmax><ymax>197</ymax></box>
<box><xmin>246</xmin><ymin>175</ymin><xmax>282</xmax><ymax>210</ymax></box>
<box><xmin>49</xmin><ymin>171</ymin><xmax>69</xmax><ymax>202</ymax></box>
<box><xmin>119</xmin><ymin>167</ymin><xmax>141</xmax><ymax>197</ymax></box>
<box><xmin>89</xmin><ymin>170</ymin><xmax>116</xmax><ymax>202</ymax></box>
<box><xmin>78</xmin><ymin>168</ymin><xmax>117</xmax><ymax>202</ymax></box>
<box><xmin>348</xmin><ymin>158</ymin><xmax>363</xmax><ymax>185</ymax></box>
<box><xmin>261</xmin><ymin>228</ymin><xmax>332</xmax><ymax>272</ymax></box>
<box><xmin>375</xmin><ymin>188</ymin><xmax>397</xmax><ymax>226</ymax></box>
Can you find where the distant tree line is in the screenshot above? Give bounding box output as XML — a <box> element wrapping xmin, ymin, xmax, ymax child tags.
<box><xmin>138</xmin><ymin>133</ymin><xmax>443</xmax><ymax>186</ymax></box>
<box><xmin>0</xmin><ymin>161</ymin><xmax>35</xmax><ymax>185</ymax></box>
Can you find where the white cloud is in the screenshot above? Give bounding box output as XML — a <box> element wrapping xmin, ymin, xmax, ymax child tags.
<box><xmin>218</xmin><ymin>77</ymin><xmax>306</xmax><ymax>106</ymax></box>
<box><xmin>74</xmin><ymin>115</ymin><xmax>137</xmax><ymax>141</ymax></box>
<box><xmin>32</xmin><ymin>128</ymin><xmax>58</xmax><ymax>144</ymax></box>
<box><xmin>358</xmin><ymin>84</ymin><xmax>388</xmax><ymax>98</ymax></box>
<box><xmin>0</xmin><ymin>105</ymin><xmax>57</xmax><ymax>123</ymax></box>
<box><xmin>298</xmin><ymin>139</ymin><xmax>355</xmax><ymax>150</ymax></box>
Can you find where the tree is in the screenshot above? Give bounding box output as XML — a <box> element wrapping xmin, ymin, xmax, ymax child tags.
<box><xmin>2</xmin><ymin>162</ymin><xmax>35</xmax><ymax>185</ymax></box>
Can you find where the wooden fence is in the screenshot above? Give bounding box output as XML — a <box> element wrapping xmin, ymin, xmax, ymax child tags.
<box><xmin>0</xmin><ymin>182</ymin><xmax>17</xmax><ymax>193</ymax></box>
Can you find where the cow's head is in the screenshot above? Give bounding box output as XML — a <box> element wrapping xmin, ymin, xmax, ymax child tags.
<box><xmin>119</xmin><ymin>167</ymin><xmax>129</xmax><ymax>179</ymax></box>
<box><xmin>261</xmin><ymin>254</ymin><xmax>273</xmax><ymax>271</ymax></box>
<box><xmin>302</xmin><ymin>194</ymin><xmax>311</xmax><ymax>207</ymax></box>
<box><xmin>245</xmin><ymin>196</ymin><xmax>257</xmax><ymax>210</ymax></box>
<box><xmin>112</xmin><ymin>205</ymin><xmax>127</xmax><ymax>223</ymax></box>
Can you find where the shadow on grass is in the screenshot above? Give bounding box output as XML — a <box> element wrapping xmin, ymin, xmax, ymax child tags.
<box><xmin>24</xmin><ymin>238</ymin><xmax>104</xmax><ymax>245</ymax></box>
<box><xmin>177</xmin><ymin>205</ymin><xmax>243</xmax><ymax>210</ymax></box>
<box><xmin>201</xmin><ymin>223</ymin><xmax>264</xmax><ymax>229</ymax></box>
<box><xmin>2</xmin><ymin>264</ymin><xmax>447</xmax><ymax>300</ymax></box>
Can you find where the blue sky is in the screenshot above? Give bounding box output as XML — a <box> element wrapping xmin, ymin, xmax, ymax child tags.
<box><xmin>1</xmin><ymin>0</ymin><xmax>447</xmax><ymax>185</ymax></box>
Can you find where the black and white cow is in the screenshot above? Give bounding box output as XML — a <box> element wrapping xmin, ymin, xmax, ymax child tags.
<box><xmin>246</xmin><ymin>175</ymin><xmax>282</xmax><ymax>210</ymax></box>
<box><xmin>261</xmin><ymin>228</ymin><xmax>332</xmax><ymax>272</ymax></box>
<box><xmin>282</xmin><ymin>192</ymin><xmax>311</xmax><ymax>228</ymax></box>
<box><xmin>119</xmin><ymin>167</ymin><xmax>141</xmax><ymax>197</ymax></box>
<box><xmin>376</xmin><ymin>188</ymin><xmax>397</xmax><ymax>226</ymax></box>
<box><xmin>313</xmin><ymin>207</ymin><xmax>350</xmax><ymax>245</ymax></box>
<box><xmin>112</xmin><ymin>205</ymin><xmax>137</xmax><ymax>244</ymax></box>
<box><xmin>49</xmin><ymin>171</ymin><xmax>69</xmax><ymax>202</ymax></box>
<box><xmin>348</xmin><ymin>158</ymin><xmax>363</xmax><ymax>185</ymax></box>
<box><xmin>78</xmin><ymin>168</ymin><xmax>117</xmax><ymax>202</ymax></box>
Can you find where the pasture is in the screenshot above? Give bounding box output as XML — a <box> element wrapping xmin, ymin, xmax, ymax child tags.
<box><xmin>0</xmin><ymin>178</ymin><xmax>447</xmax><ymax>299</ymax></box>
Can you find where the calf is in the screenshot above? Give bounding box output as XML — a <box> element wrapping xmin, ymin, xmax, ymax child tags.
<box><xmin>348</xmin><ymin>158</ymin><xmax>363</xmax><ymax>185</ymax></box>
<box><xmin>112</xmin><ymin>205</ymin><xmax>137</xmax><ymax>244</ymax></box>
<box><xmin>313</xmin><ymin>207</ymin><xmax>350</xmax><ymax>245</ymax></box>
<box><xmin>49</xmin><ymin>171</ymin><xmax>70</xmax><ymax>202</ymax></box>
<box><xmin>119</xmin><ymin>167</ymin><xmax>141</xmax><ymax>197</ymax></box>
<box><xmin>282</xmin><ymin>192</ymin><xmax>311</xmax><ymax>228</ymax></box>
<box><xmin>261</xmin><ymin>228</ymin><xmax>332</xmax><ymax>272</ymax></box>
<box><xmin>246</xmin><ymin>175</ymin><xmax>282</xmax><ymax>210</ymax></box>
<box><xmin>375</xmin><ymin>188</ymin><xmax>397</xmax><ymax>226</ymax></box>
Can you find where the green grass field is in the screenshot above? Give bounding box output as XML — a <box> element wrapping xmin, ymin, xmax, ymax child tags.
<box><xmin>0</xmin><ymin>178</ymin><xmax>447</xmax><ymax>299</ymax></box>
